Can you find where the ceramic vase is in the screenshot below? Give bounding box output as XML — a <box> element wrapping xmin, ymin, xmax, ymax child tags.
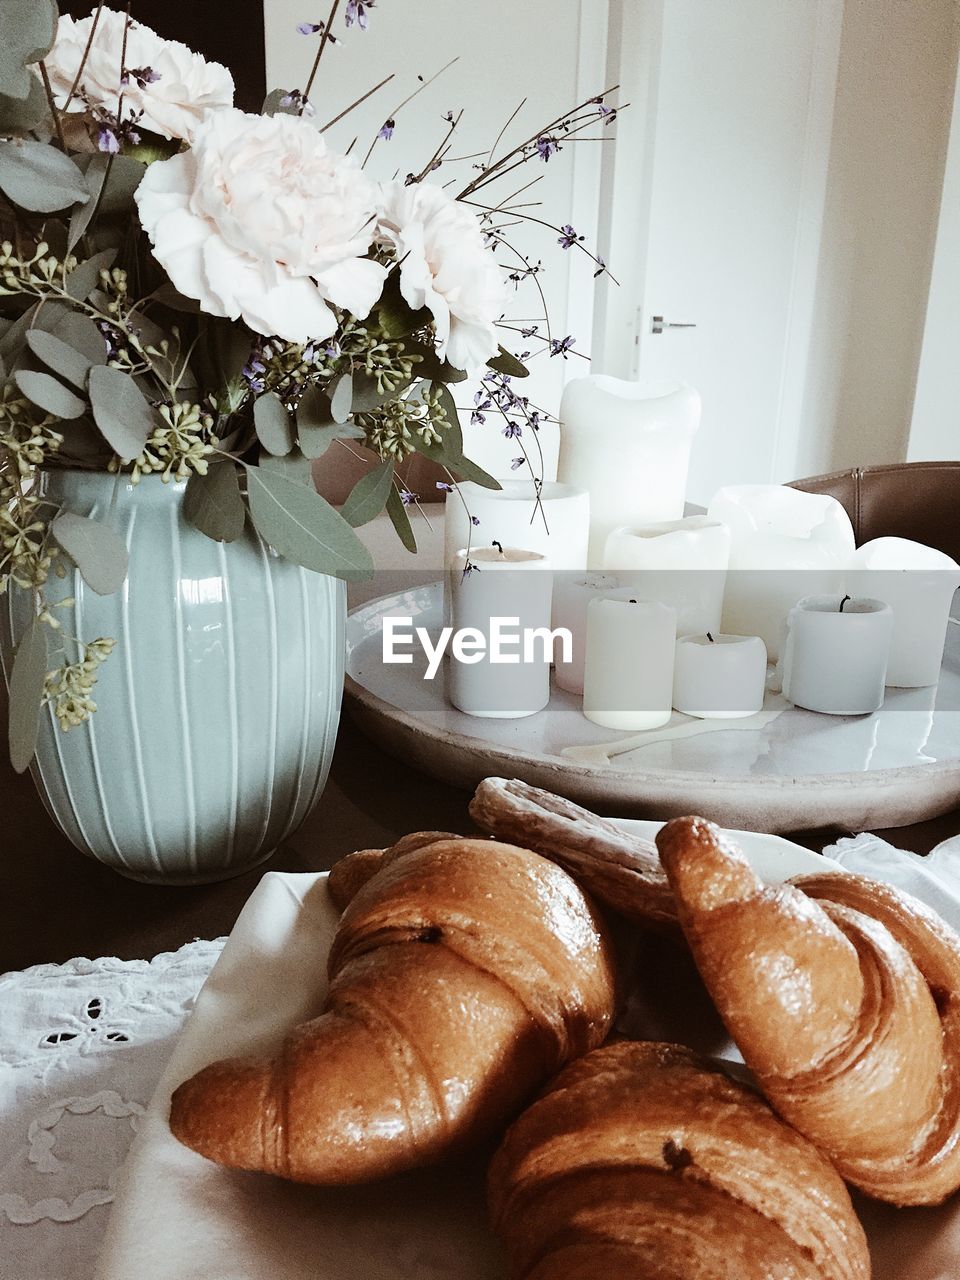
<box><xmin>0</xmin><ymin>469</ymin><xmax>345</xmax><ymax>884</ymax></box>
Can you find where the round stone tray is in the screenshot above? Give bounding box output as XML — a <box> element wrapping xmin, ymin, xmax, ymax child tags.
<box><xmin>344</xmin><ymin>582</ymin><xmax>960</xmax><ymax>832</ymax></box>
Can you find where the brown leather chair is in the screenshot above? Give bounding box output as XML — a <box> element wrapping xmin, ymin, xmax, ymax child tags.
<box><xmin>788</xmin><ymin>461</ymin><xmax>960</xmax><ymax>561</ymax></box>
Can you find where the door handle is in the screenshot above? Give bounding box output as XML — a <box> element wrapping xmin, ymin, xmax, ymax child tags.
<box><xmin>651</xmin><ymin>315</ymin><xmax>697</xmax><ymax>334</ymax></box>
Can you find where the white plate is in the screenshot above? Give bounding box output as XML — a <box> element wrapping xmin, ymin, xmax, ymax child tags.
<box><xmin>345</xmin><ymin>583</ymin><xmax>960</xmax><ymax>833</ymax></box>
<box><xmin>614</xmin><ymin>817</ymin><xmax>828</xmax><ymax>881</ymax></box>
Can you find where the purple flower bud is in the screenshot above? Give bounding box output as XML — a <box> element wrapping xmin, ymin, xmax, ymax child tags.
<box><xmin>436</xmin><ymin>481</ymin><xmax>455</xmax><ymax>493</ymax></box>
<box><xmin>510</xmin><ymin>457</ymin><xmax>525</xmax><ymax>471</ymax></box>
<box><xmin>558</xmin><ymin>224</ymin><xmax>584</xmax><ymax>250</ymax></box>
<box><xmin>502</xmin><ymin>422</ymin><xmax>522</xmax><ymax>439</ymax></box>
<box><xmin>470</xmin><ymin>516</ymin><xmax>480</xmax><ymax>526</ymax></box>
<box><xmin>346</xmin><ymin>0</ymin><xmax>375</xmax><ymax>29</ymax></box>
<box><xmin>399</xmin><ymin>489</ymin><xmax>418</xmax><ymax>506</ymax></box>
<box><xmin>549</xmin><ymin>335</ymin><xmax>576</xmax><ymax>359</ymax></box>
<box><xmin>96</xmin><ymin>126</ymin><xmax>120</xmax><ymax>154</ymax></box>
<box><xmin>378</xmin><ymin>118</ymin><xmax>395</xmax><ymax>141</ymax></box>
<box><xmin>297</xmin><ymin>21</ymin><xmax>322</xmax><ymax>34</ymax></box>
<box><xmin>535</xmin><ymin>135</ymin><xmax>560</xmax><ymax>162</ymax></box>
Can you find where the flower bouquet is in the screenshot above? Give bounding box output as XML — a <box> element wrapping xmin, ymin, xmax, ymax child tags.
<box><xmin>0</xmin><ymin>0</ymin><xmax>616</xmax><ymax>874</ymax></box>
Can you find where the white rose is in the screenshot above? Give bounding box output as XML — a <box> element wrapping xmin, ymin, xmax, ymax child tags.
<box><xmin>378</xmin><ymin>181</ymin><xmax>507</xmax><ymax>372</ymax></box>
<box><xmin>135</xmin><ymin>109</ymin><xmax>387</xmax><ymax>343</ymax></box>
<box><xmin>46</xmin><ymin>8</ymin><xmax>234</xmax><ymax>144</ymax></box>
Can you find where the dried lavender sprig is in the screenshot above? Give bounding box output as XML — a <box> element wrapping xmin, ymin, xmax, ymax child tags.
<box><xmin>301</xmin><ymin>0</ymin><xmax>342</xmax><ymax>112</ymax></box>
<box><xmin>361</xmin><ymin>56</ymin><xmax>460</xmax><ymax>169</ymax></box>
<box><xmin>466</xmin><ymin>198</ymin><xmax>616</xmax><ymax>284</ymax></box>
<box><xmin>455</xmin><ymin>86</ymin><xmax>619</xmax><ymax>200</ymax></box>
<box><xmin>62</xmin><ymin>1</ymin><xmax>105</xmax><ymax>113</ymax></box>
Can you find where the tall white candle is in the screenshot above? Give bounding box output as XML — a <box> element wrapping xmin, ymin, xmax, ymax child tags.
<box><xmin>673</xmin><ymin>633</ymin><xmax>767</xmax><ymax>719</ymax></box>
<box><xmin>444</xmin><ymin>479</ymin><xmax>589</xmax><ymax>571</ymax></box>
<box><xmin>447</xmin><ymin>546</ymin><xmax>553</xmax><ymax>718</ymax></box>
<box><xmin>582</xmin><ymin>595</ymin><xmax>677</xmax><ymax>731</ymax></box>
<box><xmin>708</xmin><ymin>485</ymin><xmax>855</xmax><ymax>661</ymax></box>
<box><xmin>604</xmin><ymin>516</ymin><xmax>730</xmax><ymax>636</ymax></box>
<box><xmin>557</xmin><ymin>376</ymin><xmax>701</xmax><ymax>567</ymax></box>
<box><xmin>848</xmin><ymin>537</ymin><xmax>960</xmax><ymax>687</ymax></box>
<box><xmin>552</xmin><ymin>572</ymin><xmax>621</xmax><ymax>695</ymax></box>
<box><xmin>779</xmin><ymin>594</ymin><xmax>893</xmax><ymax>715</ymax></box>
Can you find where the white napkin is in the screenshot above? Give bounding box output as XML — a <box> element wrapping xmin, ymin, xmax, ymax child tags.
<box><xmin>824</xmin><ymin>832</ymin><xmax>960</xmax><ymax>934</ymax></box>
<box><xmin>94</xmin><ymin>872</ymin><xmax>501</xmax><ymax>1280</ymax></box>
<box><xmin>97</xmin><ymin>851</ymin><xmax>960</xmax><ymax>1280</ymax></box>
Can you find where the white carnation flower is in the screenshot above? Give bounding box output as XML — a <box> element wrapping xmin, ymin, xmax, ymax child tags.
<box><xmin>378</xmin><ymin>181</ymin><xmax>506</xmax><ymax>372</ymax></box>
<box><xmin>135</xmin><ymin>108</ymin><xmax>387</xmax><ymax>343</ymax></box>
<box><xmin>46</xmin><ymin>8</ymin><xmax>234</xmax><ymax>143</ymax></box>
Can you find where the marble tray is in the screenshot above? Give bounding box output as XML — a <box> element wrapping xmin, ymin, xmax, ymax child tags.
<box><xmin>344</xmin><ymin>582</ymin><xmax>960</xmax><ymax>832</ymax></box>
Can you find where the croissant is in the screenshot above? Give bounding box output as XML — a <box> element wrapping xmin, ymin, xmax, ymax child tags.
<box><xmin>170</xmin><ymin>835</ymin><xmax>617</xmax><ymax>1184</ymax></box>
<box><xmin>488</xmin><ymin>1040</ymin><xmax>870</xmax><ymax>1280</ymax></box>
<box><xmin>657</xmin><ymin>815</ymin><xmax>960</xmax><ymax>1206</ymax></box>
<box><xmin>470</xmin><ymin>777</ymin><xmax>676</xmax><ymax>928</ymax></box>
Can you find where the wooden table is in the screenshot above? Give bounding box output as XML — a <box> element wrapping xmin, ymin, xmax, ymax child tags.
<box><xmin>3</xmin><ymin>507</ymin><xmax>959</xmax><ymax>974</ymax></box>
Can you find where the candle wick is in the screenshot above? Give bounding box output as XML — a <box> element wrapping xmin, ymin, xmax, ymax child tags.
<box><xmin>706</xmin><ymin>632</ymin><xmax>715</xmax><ymax>643</ymax></box>
<box><xmin>492</xmin><ymin>540</ymin><xmax>504</xmax><ymax>556</ymax></box>
<box><xmin>839</xmin><ymin>594</ymin><xmax>851</xmax><ymax>613</ymax></box>
<box><xmin>629</xmin><ymin>598</ymin><xmax>638</xmax><ymax>604</ymax></box>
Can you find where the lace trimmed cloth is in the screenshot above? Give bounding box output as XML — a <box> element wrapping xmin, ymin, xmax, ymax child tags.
<box><xmin>0</xmin><ymin>939</ymin><xmax>224</xmax><ymax>1280</ymax></box>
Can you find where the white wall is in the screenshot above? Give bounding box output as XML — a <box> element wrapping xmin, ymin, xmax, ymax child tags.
<box><xmin>797</xmin><ymin>0</ymin><xmax>960</xmax><ymax>479</ymax></box>
<box><xmin>264</xmin><ymin>0</ymin><xmax>610</xmax><ymax>483</ymax></box>
<box><xmin>909</xmin><ymin>51</ymin><xmax>960</xmax><ymax>462</ymax></box>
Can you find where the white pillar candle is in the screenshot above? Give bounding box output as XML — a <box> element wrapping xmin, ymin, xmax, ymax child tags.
<box><xmin>443</xmin><ymin>480</ymin><xmax>590</xmax><ymax>571</ymax></box>
<box><xmin>848</xmin><ymin>537</ymin><xmax>960</xmax><ymax>687</ymax></box>
<box><xmin>557</xmin><ymin>376</ymin><xmax>701</xmax><ymax>568</ymax></box>
<box><xmin>582</xmin><ymin>595</ymin><xmax>677</xmax><ymax>731</ymax></box>
<box><xmin>603</xmin><ymin>516</ymin><xmax>730</xmax><ymax>636</ymax></box>
<box><xmin>447</xmin><ymin>546</ymin><xmax>553</xmax><ymax>719</ymax></box>
<box><xmin>673</xmin><ymin>633</ymin><xmax>767</xmax><ymax>719</ymax></box>
<box><xmin>552</xmin><ymin>572</ymin><xmax>621</xmax><ymax>695</ymax></box>
<box><xmin>779</xmin><ymin>594</ymin><xmax>893</xmax><ymax>716</ymax></box>
<box><xmin>707</xmin><ymin>485</ymin><xmax>856</xmax><ymax>661</ymax></box>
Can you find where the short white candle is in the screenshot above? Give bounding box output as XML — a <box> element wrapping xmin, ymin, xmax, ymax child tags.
<box><xmin>848</xmin><ymin>537</ymin><xmax>960</xmax><ymax>687</ymax></box>
<box><xmin>447</xmin><ymin>545</ymin><xmax>553</xmax><ymax>719</ymax></box>
<box><xmin>444</xmin><ymin>479</ymin><xmax>589</xmax><ymax>571</ymax></box>
<box><xmin>604</xmin><ymin>516</ymin><xmax>730</xmax><ymax>636</ymax></box>
<box><xmin>552</xmin><ymin>572</ymin><xmax>621</xmax><ymax>695</ymax></box>
<box><xmin>582</xmin><ymin>595</ymin><xmax>677</xmax><ymax>731</ymax></box>
<box><xmin>779</xmin><ymin>594</ymin><xmax>893</xmax><ymax>716</ymax></box>
<box><xmin>557</xmin><ymin>376</ymin><xmax>701</xmax><ymax>567</ymax></box>
<box><xmin>673</xmin><ymin>633</ymin><xmax>768</xmax><ymax>719</ymax></box>
<box><xmin>708</xmin><ymin>485</ymin><xmax>855</xmax><ymax>661</ymax></box>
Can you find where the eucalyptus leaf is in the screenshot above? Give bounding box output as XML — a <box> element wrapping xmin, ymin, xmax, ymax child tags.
<box><xmin>376</xmin><ymin>271</ymin><xmax>432</xmax><ymax>339</ymax></box>
<box><xmin>410</xmin><ymin>344</ymin><xmax>469</xmax><ymax>385</ymax></box>
<box><xmin>43</xmin><ymin>307</ymin><xmax>109</xmax><ymax>367</ymax></box>
<box><xmin>259</xmin><ymin>451</ymin><xmax>314</xmax><ymax>486</ymax></box>
<box><xmin>51</xmin><ymin>511</ymin><xmax>129</xmax><ymax>595</ymax></box>
<box><xmin>88</xmin><ymin>365</ymin><xmax>158</xmax><ymax>458</ymax></box>
<box><xmin>262</xmin><ymin>89</ymin><xmax>303</xmax><ymax>117</ymax></box>
<box><xmin>350</xmin><ymin>370</ymin><xmax>417</xmax><ymax>415</ymax></box>
<box><xmin>14</xmin><ymin>369</ymin><xmax>86</xmax><ymax>420</ymax></box>
<box><xmin>246</xmin><ymin>466</ymin><xmax>373</xmax><ymax>580</ymax></box>
<box><xmin>330</xmin><ymin>371</ymin><xmax>353</xmax><ymax>425</ymax></box>
<box><xmin>0</xmin><ymin>141</ymin><xmax>88</xmax><ymax>212</ymax></box>
<box><xmin>296</xmin><ymin>382</ymin><xmax>335</xmax><ymax>430</ymax></box>
<box><xmin>7</xmin><ymin>617</ymin><xmax>47</xmax><ymax>774</ymax></box>
<box><xmin>449</xmin><ymin>454</ymin><xmax>502</xmax><ymax>490</ymax></box>
<box><xmin>385</xmin><ymin>485</ymin><xmax>417</xmax><ymax>553</ymax></box>
<box><xmin>56</xmin><ymin>420</ymin><xmax>113</xmax><ymax>465</ymax></box>
<box><xmin>341</xmin><ymin>461</ymin><xmax>395</xmax><ymax>528</ymax></box>
<box><xmin>25</xmin><ymin>330</ymin><xmax>94</xmax><ymax>390</ymax></box>
<box><xmin>0</xmin><ymin>77</ymin><xmax>48</xmax><ymax>133</ymax></box>
<box><xmin>0</xmin><ymin>0</ymin><xmax>56</xmax><ymax>101</ymax></box>
<box><xmin>299</xmin><ymin>420</ymin><xmax>365</xmax><ymax>461</ymax></box>
<box><xmin>68</xmin><ymin>155</ymin><xmax>146</xmax><ymax>252</ymax></box>
<box><xmin>64</xmin><ymin>248</ymin><xmax>117</xmax><ymax>302</ymax></box>
<box><xmin>487</xmin><ymin>345</ymin><xmax>530</xmax><ymax>378</ymax></box>
<box><xmin>253</xmin><ymin>392</ymin><xmax>294</xmax><ymax>456</ymax></box>
<box><xmin>183</xmin><ymin>463</ymin><xmax>246</xmax><ymax>543</ymax></box>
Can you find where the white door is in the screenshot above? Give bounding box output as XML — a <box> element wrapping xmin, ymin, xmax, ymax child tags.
<box><xmin>596</xmin><ymin>0</ymin><xmax>843</xmax><ymax>503</ymax></box>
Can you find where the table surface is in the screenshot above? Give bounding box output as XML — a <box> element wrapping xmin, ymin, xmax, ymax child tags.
<box><xmin>4</xmin><ymin>508</ymin><xmax>960</xmax><ymax>974</ymax></box>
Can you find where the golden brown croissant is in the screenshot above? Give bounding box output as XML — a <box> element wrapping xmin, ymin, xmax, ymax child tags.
<box><xmin>170</xmin><ymin>836</ymin><xmax>617</xmax><ymax>1184</ymax></box>
<box><xmin>657</xmin><ymin>815</ymin><xmax>960</xmax><ymax>1206</ymax></box>
<box><xmin>470</xmin><ymin>777</ymin><xmax>676</xmax><ymax>928</ymax></box>
<box><xmin>488</xmin><ymin>1040</ymin><xmax>870</xmax><ymax>1280</ymax></box>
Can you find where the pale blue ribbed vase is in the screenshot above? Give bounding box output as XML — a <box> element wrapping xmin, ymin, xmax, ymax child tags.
<box><xmin>0</xmin><ymin>469</ymin><xmax>346</xmax><ymax>884</ymax></box>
